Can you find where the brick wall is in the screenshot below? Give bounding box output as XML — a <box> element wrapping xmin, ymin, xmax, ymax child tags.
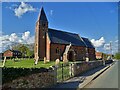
<box><xmin>39</xmin><ymin>24</ymin><xmax>48</xmax><ymax>59</ymax></box>
<box><xmin>72</xmin><ymin>46</ymin><xmax>86</xmax><ymax>61</ymax></box>
<box><xmin>50</xmin><ymin>43</ymin><xmax>66</xmax><ymax>60</ymax></box>
<box><xmin>88</xmin><ymin>48</ymin><xmax>96</xmax><ymax>60</ymax></box>
<box><xmin>34</xmin><ymin>21</ymin><xmax>48</xmax><ymax>60</ymax></box>
<box><xmin>4</xmin><ymin>50</ymin><xmax>13</xmax><ymax>57</ymax></box>
<box><xmin>50</xmin><ymin>44</ymin><xmax>87</xmax><ymax>61</ymax></box>
<box><xmin>46</xmin><ymin>34</ymin><xmax>50</xmax><ymax>60</ymax></box>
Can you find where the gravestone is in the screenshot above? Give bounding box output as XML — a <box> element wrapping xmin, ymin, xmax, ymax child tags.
<box><xmin>55</xmin><ymin>59</ymin><xmax>60</xmax><ymax>65</ymax></box>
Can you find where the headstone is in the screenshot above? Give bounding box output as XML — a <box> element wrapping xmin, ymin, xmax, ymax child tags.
<box><xmin>44</xmin><ymin>57</ymin><xmax>47</xmax><ymax>64</ymax></box>
<box><xmin>55</xmin><ymin>59</ymin><xmax>60</xmax><ymax>65</ymax></box>
<box><xmin>35</xmin><ymin>56</ymin><xmax>39</xmax><ymax>65</ymax></box>
<box><xmin>2</xmin><ymin>57</ymin><xmax>6</xmax><ymax>67</ymax></box>
<box><xmin>86</xmin><ymin>57</ymin><xmax>89</xmax><ymax>62</ymax></box>
<box><xmin>60</xmin><ymin>56</ymin><xmax>62</xmax><ymax>61</ymax></box>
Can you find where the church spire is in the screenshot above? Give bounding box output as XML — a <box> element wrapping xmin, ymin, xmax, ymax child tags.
<box><xmin>38</xmin><ymin>7</ymin><xmax>48</xmax><ymax>22</ymax></box>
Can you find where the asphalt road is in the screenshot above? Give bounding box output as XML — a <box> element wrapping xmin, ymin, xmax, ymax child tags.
<box><xmin>84</xmin><ymin>61</ymin><xmax>118</xmax><ymax>88</ymax></box>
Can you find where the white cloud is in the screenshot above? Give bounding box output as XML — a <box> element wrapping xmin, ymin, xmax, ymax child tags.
<box><xmin>18</xmin><ymin>39</ymin><xmax>23</xmax><ymax>43</ymax></box>
<box><xmin>14</xmin><ymin>2</ymin><xmax>36</xmax><ymax>18</ymax></box>
<box><xmin>22</xmin><ymin>31</ymin><xmax>30</xmax><ymax>40</ymax></box>
<box><xmin>9</xmin><ymin>33</ymin><xmax>18</xmax><ymax>42</ymax></box>
<box><xmin>104</xmin><ymin>39</ymin><xmax>119</xmax><ymax>54</ymax></box>
<box><xmin>27</xmin><ymin>36</ymin><xmax>35</xmax><ymax>44</ymax></box>
<box><xmin>0</xmin><ymin>31</ymin><xmax>34</xmax><ymax>52</ymax></box>
<box><xmin>91</xmin><ymin>37</ymin><xmax>105</xmax><ymax>48</ymax></box>
<box><xmin>104</xmin><ymin>43</ymin><xmax>111</xmax><ymax>50</ymax></box>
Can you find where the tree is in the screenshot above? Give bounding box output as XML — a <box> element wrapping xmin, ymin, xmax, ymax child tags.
<box><xmin>114</xmin><ymin>53</ymin><xmax>120</xmax><ymax>60</ymax></box>
<box><xmin>102</xmin><ymin>53</ymin><xmax>108</xmax><ymax>60</ymax></box>
<box><xmin>12</xmin><ymin>44</ymin><xmax>34</xmax><ymax>58</ymax></box>
<box><xmin>18</xmin><ymin>45</ymin><xmax>29</xmax><ymax>58</ymax></box>
<box><xmin>26</xmin><ymin>49</ymin><xmax>34</xmax><ymax>58</ymax></box>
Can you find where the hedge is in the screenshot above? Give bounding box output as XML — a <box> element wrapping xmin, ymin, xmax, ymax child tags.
<box><xmin>2</xmin><ymin>67</ymin><xmax>49</xmax><ymax>84</ymax></box>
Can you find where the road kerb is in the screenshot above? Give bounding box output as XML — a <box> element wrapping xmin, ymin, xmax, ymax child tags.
<box><xmin>78</xmin><ymin>63</ymin><xmax>113</xmax><ymax>89</ymax></box>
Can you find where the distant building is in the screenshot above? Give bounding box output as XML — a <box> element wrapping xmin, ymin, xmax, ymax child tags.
<box><xmin>4</xmin><ymin>49</ymin><xmax>22</xmax><ymax>58</ymax></box>
<box><xmin>95</xmin><ymin>52</ymin><xmax>103</xmax><ymax>59</ymax></box>
<box><xmin>34</xmin><ymin>7</ymin><xmax>96</xmax><ymax>62</ymax></box>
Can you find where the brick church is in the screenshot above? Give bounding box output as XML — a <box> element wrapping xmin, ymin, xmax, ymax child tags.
<box><xmin>34</xmin><ymin>7</ymin><xmax>96</xmax><ymax>62</ymax></box>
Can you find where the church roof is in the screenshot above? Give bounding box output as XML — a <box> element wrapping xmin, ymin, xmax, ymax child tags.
<box><xmin>48</xmin><ymin>28</ymin><xmax>86</xmax><ymax>47</ymax></box>
<box><xmin>81</xmin><ymin>37</ymin><xmax>95</xmax><ymax>48</ymax></box>
<box><xmin>38</xmin><ymin>7</ymin><xmax>48</xmax><ymax>22</ymax></box>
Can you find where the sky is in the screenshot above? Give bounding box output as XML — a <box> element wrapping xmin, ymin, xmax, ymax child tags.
<box><xmin>1</xmin><ymin>2</ymin><xmax>119</xmax><ymax>54</ymax></box>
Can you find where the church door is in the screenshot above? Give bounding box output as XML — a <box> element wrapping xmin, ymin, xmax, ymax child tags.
<box><xmin>68</xmin><ymin>51</ymin><xmax>74</xmax><ymax>61</ymax></box>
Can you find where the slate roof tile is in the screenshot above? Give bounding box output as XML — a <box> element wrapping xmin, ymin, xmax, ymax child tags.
<box><xmin>48</xmin><ymin>28</ymin><xmax>86</xmax><ymax>47</ymax></box>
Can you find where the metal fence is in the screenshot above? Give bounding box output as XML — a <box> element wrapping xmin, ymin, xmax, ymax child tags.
<box><xmin>56</xmin><ymin>63</ymin><xmax>73</xmax><ymax>82</ymax></box>
<box><xmin>56</xmin><ymin>60</ymin><xmax>108</xmax><ymax>82</ymax></box>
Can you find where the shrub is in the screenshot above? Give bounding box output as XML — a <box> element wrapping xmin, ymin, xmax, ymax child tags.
<box><xmin>2</xmin><ymin>67</ymin><xmax>49</xmax><ymax>84</ymax></box>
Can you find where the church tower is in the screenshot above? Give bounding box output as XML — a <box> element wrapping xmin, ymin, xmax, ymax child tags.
<box><xmin>34</xmin><ymin>7</ymin><xmax>48</xmax><ymax>61</ymax></box>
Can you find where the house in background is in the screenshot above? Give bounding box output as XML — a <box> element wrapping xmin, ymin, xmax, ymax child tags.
<box><xmin>34</xmin><ymin>7</ymin><xmax>96</xmax><ymax>62</ymax></box>
<box><xmin>95</xmin><ymin>52</ymin><xmax>113</xmax><ymax>60</ymax></box>
<box><xmin>4</xmin><ymin>49</ymin><xmax>22</xmax><ymax>58</ymax></box>
<box><xmin>95</xmin><ymin>52</ymin><xmax>103</xmax><ymax>60</ymax></box>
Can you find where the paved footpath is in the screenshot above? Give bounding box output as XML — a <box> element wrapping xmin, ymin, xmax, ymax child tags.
<box><xmin>51</xmin><ymin>62</ymin><xmax>114</xmax><ymax>89</ymax></box>
<box><xmin>83</xmin><ymin>61</ymin><xmax>118</xmax><ymax>88</ymax></box>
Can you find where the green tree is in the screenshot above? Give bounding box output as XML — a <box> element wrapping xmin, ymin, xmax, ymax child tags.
<box><xmin>102</xmin><ymin>53</ymin><xmax>108</xmax><ymax>60</ymax></box>
<box><xmin>26</xmin><ymin>49</ymin><xmax>34</xmax><ymax>58</ymax></box>
<box><xmin>114</xmin><ymin>53</ymin><xmax>120</xmax><ymax>60</ymax></box>
<box><xmin>18</xmin><ymin>45</ymin><xmax>29</xmax><ymax>57</ymax></box>
<box><xmin>12</xmin><ymin>44</ymin><xmax>34</xmax><ymax>58</ymax></box>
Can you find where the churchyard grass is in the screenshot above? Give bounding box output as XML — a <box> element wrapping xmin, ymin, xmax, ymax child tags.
<box><xmin>0</xmin><ymin>60</ymin><xmax>2</xmax><ymax>67</ymax></box>
<box><xmin>4</xmin><ymin>58</ymin><xmax>55</xmax><ymax>68</ymax></box>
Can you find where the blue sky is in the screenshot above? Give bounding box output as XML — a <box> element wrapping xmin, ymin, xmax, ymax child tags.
<box><xmin>1</xmin><ymin>2</ymin><xmax>118</xmax><ymax>54</ymax></box>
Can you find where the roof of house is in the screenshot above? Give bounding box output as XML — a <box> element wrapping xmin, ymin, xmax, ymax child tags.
<box><xmin>82</xmin><ymin>37</ymin><xmax>95</xmax><ymax>48</ymax></box>
<box><xmin>11</xmin><ymin>50</ymin><xmax>22</xmax><ymax>53</ymax></box>
<box><xmin>48</xmin><ymin>28</ymin><xmax>86</xmax><ymax>47</ymax></box>
<box><xmin>38</xmin><ymin>7</ymin><xmax>48</xmax><ymax>22</ymax></box>
<box><xmin>4</xmin><ymin>49</ymin><xmax>22</xmax><ymax>53</ymax></box>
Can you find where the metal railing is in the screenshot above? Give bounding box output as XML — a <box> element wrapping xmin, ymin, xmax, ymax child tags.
<box><xmin>56</xmin><ymin>63</ymin><xmax>73</xmax><ymax>82</ymax></box>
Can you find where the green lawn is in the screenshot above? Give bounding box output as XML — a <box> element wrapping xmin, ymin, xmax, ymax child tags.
<box><xmin>4</xmin><ymin>59</ymin><xmax>56</xmax><ymax>68</ymax></box>
<box><xmin>0</xmin><ymin>60</ymin><xmax>2</xmax><ymax>67</ymax></box>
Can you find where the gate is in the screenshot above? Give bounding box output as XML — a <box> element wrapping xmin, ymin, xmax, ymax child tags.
<box><xmin>56</xmin><ymin>63</ymin><xmax>73</xmax><ymax>82</ymax></box>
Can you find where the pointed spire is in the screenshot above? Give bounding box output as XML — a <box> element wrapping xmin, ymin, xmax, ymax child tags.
<box><xmin>38</xmin><ymin>7</ymin><xmax>48</xmax><ymax>22</ymax></box>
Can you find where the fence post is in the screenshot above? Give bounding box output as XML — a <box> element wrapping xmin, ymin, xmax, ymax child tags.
<box><xmin>50</xmin><ymin>66</ymin><xmax>57</xmax><ymax>85</ymax></box>
<box><xmin>71</xmin><ymin>64</ymin><xmax>72</xmax><ymax>76</ymax></box>
<box><xmin>69</xmin><ymin>63</ymin><xmax>76</xmax><ymax>77</ymax></box>
<box><xmin>62</xmin><ymin>64</ymin><xmax>64</xmax><ymax>81</ymax></box>
<box><xmin>69</xmin><ymin>63</ymin><xmax>73</xmax><ymax>77</ymax></box>
<box><xmin>54</xmin><ymin>67</ymin><xmax>57</xmax><ymax>84</ymax></box>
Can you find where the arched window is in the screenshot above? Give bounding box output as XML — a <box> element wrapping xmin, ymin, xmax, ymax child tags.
<box><xmin>56</xmin><ymin>47</ymin><xmax>60</xmax><ymax>54</ymax></box>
